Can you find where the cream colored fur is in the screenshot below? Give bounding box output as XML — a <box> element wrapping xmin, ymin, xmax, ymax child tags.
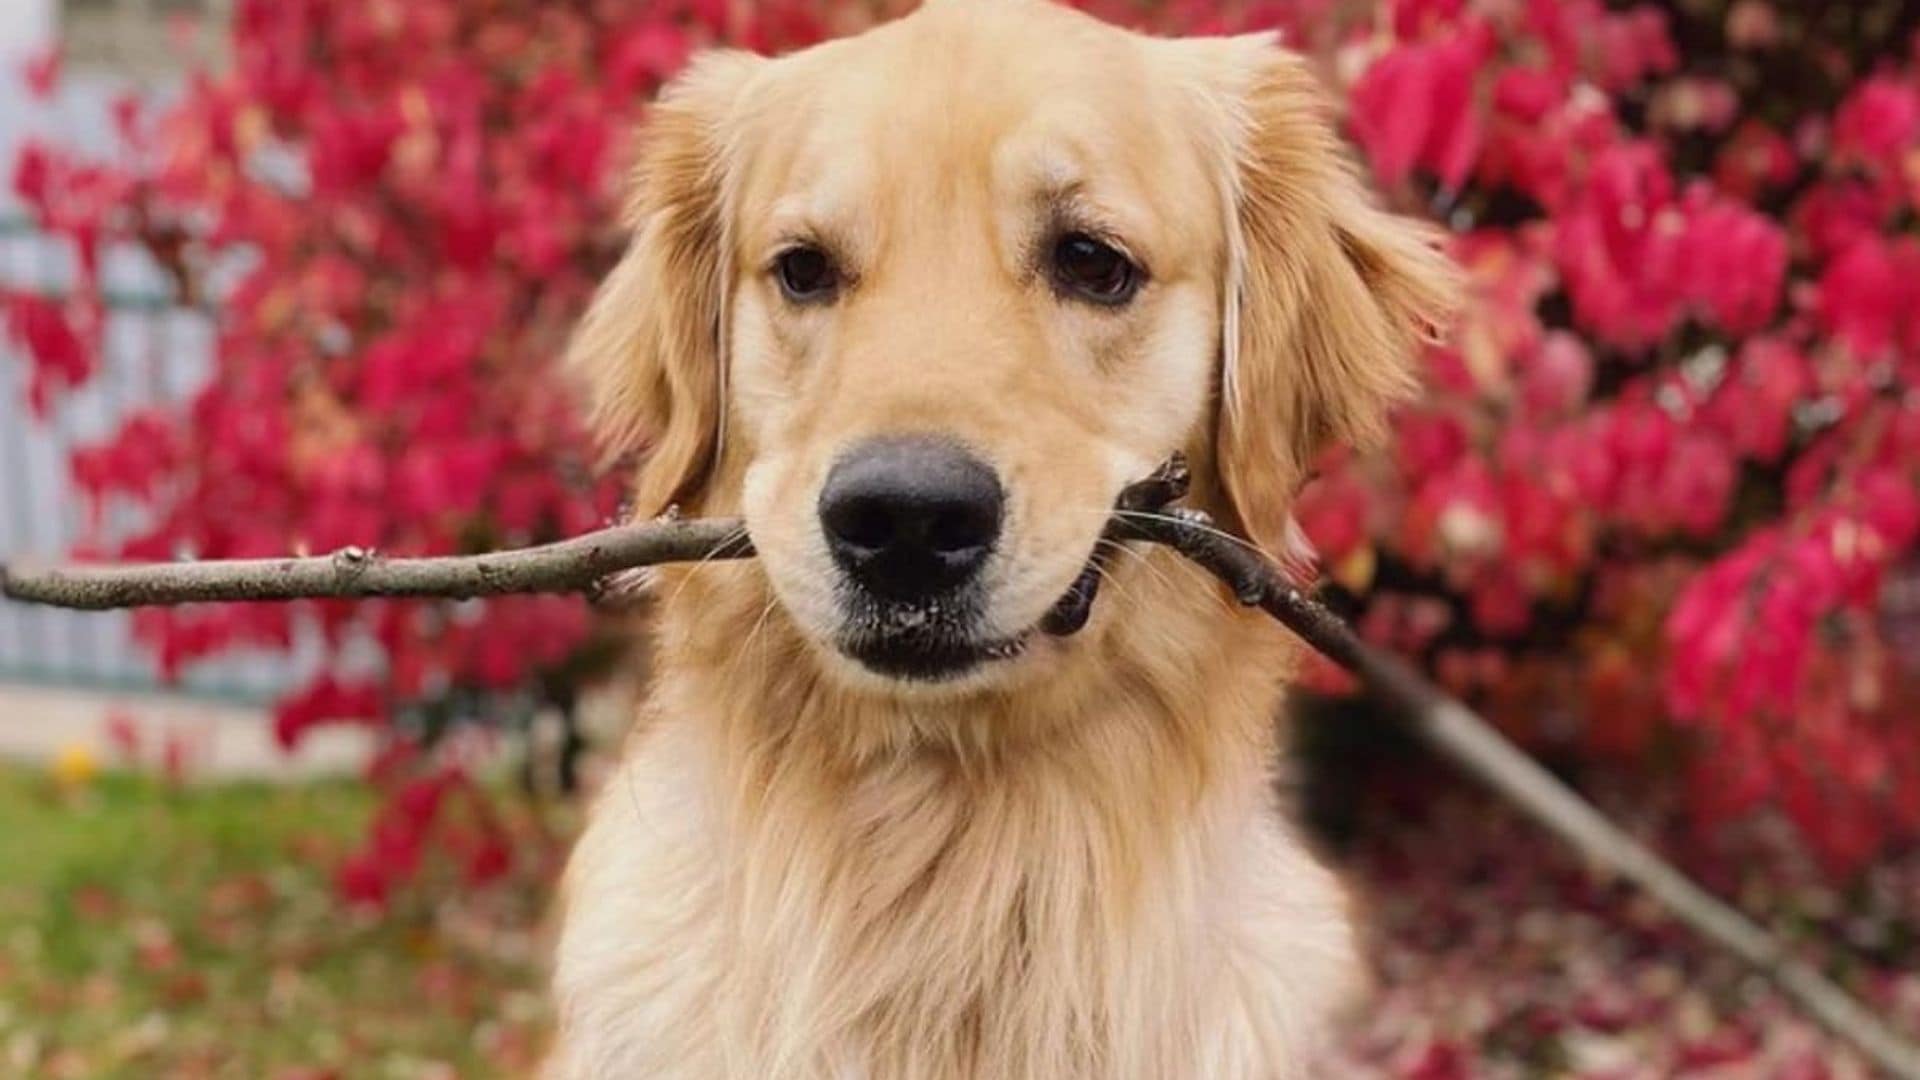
<box><xmin>548</xmin><ymin>2</ymin><xmax>1455</xmax><ymax>1077</ymax></box>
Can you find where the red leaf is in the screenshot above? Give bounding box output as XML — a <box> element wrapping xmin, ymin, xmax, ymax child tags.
<box><xmin>21</xmin><ymin>47</ymin><xmax>61</xmax><ymax>99</ymax></box>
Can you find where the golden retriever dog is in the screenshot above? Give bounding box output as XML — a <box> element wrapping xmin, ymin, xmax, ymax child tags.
<box><xmin>549</xmin><ymin>1</ymin><xmax>1452</xmax><ymax>1076</ymax></box>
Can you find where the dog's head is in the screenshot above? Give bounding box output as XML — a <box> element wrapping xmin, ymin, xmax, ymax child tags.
<box><xmin>573</xmin><ymin>0</ymin><xmax>1452</xmax><ymax>696</ymax></box>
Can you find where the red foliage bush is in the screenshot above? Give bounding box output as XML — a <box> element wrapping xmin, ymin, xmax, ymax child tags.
<box><xmin>8</xmin><ymin>0</ymin><xmax>1919</xmax><ymax>886</ymax></box>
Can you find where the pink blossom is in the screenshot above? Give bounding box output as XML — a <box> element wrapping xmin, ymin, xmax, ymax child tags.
<box><xmin>1349</xmin><ymin>23</ymin><xmax>1493</xmax><ymax>190</ymax></box>
<box><xmin>1832</xmin><ymin>75</ymin><xmax>1920</xmax><ymax>169</ymax></box>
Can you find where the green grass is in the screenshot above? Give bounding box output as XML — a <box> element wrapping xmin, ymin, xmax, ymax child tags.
<box><xmin>0</xmin><ymin>766</ymin><xmax>551</xmax><ymax>1079</ymax></box>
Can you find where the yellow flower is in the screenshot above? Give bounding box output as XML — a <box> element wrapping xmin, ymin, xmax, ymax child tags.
<box><xmin>51</xmin><ymin>743</ymin><xmax>99</xmax><ymax>789</ymax></box>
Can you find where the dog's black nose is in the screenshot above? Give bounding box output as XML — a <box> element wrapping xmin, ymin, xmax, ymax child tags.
<box><xmin>819</xmin><ymin>437</ymin><xmax>1003</xmax><ymax>601</ymax></box>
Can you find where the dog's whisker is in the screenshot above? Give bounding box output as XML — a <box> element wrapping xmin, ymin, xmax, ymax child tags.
<box><xmin>1106</xmin><ymin>508</ymin><xmax>1273</xmax><ymax>559</ymax></box>
<box><xmin>1103</xmin><ymin>551</ymin><xmax>1193</xmax><ymax>614</ymax></box>
<box><xmin>1086</xmin><ymin>559</ymin><xmax>1149</xmax><ymax>617</ymax></box>
<box><xmin>1084</xmin><ymin>546</ymin><xmax>1178</xmax><ymax>626</ymax></box>
<box><xmin>1094</xmin><ymin>534</ymin><xmax>1181</xmax><ymax>591</ymax></box>
<box><xmin>1097</xmin><ymin>538</ymin><xmax>1240</xmax><ymax>620</ymax></box>
<box><xmin>1093</xmin><ymin>532</ymin><xmax>1172</xmax><ymax>582</ymax></box>
<box><xmin>743</xmin><ymin>595</ymin><xmax>781</xmax><ymax>679</ymax></box>
<box><xmin>1058</xmin><ymin>505</ymin><xmax>1276</xmax><ymax>563</ymax></box>
<box><xmin>655</xmin><ymin>524</ymin><xmax>752</xmax><ymax>612</ymax></box>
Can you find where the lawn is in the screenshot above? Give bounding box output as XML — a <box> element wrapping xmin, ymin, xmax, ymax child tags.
<box><xmin>2</xmin><ymin>757</ymin><xmax>1915</xmax><ymax>1078</ymax></box>
<box><xmin>0</xmin><ymin>765</ymin><xmax>552</xmax><ymax>1079</ymax></box>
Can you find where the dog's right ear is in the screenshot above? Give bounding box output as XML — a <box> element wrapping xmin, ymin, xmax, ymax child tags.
<box><xmin>570</xmin><ymin>51</ymin><xmax>762</xmax><ymax>517</ymax></box>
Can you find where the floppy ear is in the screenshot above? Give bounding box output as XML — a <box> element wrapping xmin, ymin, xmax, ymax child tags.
<box><xmin>570</xmin><ymin>51</ymin><xmax>761</xmax><ymax>517</ymax></box>
<box><xmin>1209</xmin><ymin>40</ymin><xmax>1458</xmax><ymax>554</ymax></box>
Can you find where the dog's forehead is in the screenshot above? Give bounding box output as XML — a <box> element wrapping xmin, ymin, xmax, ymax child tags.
<box><xmin>823</xmin><ymin>0</ymin><xmax>1154</xmax><ymax>94</ymax></box>
<box><xmin>734</xmin><ymin>1</ymin><xmax>1210</xmax><ymax>227</ymax></box>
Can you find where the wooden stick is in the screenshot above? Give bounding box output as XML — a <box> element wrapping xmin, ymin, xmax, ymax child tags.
<box><xmin>1</xmin><ymin>519</ymin><xmax>752</xmax><ymax>610</ymax></box>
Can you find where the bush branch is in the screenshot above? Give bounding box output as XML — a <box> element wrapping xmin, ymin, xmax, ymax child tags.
<box><xmin>4</xmin><ymin>455</ymin><xmax>1917</xmax><ymax>1077</ymax></box>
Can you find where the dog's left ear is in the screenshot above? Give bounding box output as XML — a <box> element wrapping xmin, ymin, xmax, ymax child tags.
<box><xmin>1196</xmin><ymin>38</ymin><xmax>1458</xmax><ymax>554</ymax></box>
<box><xmin>570</xmin><ymin>51</ymin><xmax>763</xmax><ymax>517</ymax></box>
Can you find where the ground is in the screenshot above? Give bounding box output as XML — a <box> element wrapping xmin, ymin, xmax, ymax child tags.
<box><xmin>1</xmin><ymin>760</ymin><xmax>1915</xmax><ymax>1079</ymax></box>
<box><xmin>0</xmin><ymin>766</ymin><xmax>552</xmax><ymax>1079</ymax></box>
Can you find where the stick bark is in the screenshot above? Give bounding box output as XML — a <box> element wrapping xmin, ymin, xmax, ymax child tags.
<box><xmin>0</xmin><ymin>520</ymin><xmax>752</xmax><ymax>610</ymax></box>
<box><xmin>5</xmin><ymin>456</ymin><xmax>1918</xmax><ymax>1078</ymax></box>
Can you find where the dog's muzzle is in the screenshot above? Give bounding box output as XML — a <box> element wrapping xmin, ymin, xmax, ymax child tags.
<box><xmin>818</xmin><ymin>436</ymin><xmax>1103</xmax><ymax>681</ymax></box>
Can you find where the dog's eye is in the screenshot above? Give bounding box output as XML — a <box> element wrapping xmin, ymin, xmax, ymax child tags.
<box><xmin>774</xmin><ymin>245</ymin><xmax>840</xmax><ymax>303</ymax></box>
<box><xmin>1051</xmin><ymin>233</ymin><xmax>1140</xmax><ymax>305</ymax></box>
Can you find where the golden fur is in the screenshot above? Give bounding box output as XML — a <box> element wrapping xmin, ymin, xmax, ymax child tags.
<box><xmin>548</xmin><ymin>2</ymin><xmax>1454</xmax><ymax>1076</ymax></box>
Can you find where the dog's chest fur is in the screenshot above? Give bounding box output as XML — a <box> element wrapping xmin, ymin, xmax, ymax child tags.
<box><xmin>547</xmin><ymin>574</ymin><xmax>1361</xmax><ymax>1080</ymax></box>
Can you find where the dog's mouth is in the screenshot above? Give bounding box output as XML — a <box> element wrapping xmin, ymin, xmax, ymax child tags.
<box><xmin>838</xmin><ymin>548</ymin><xmax>1107</xmax><ymax>682</ymax></box>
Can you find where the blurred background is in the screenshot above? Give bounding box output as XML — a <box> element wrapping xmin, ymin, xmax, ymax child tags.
<box><xmin>1</xmin><ymin>0</ymin><xmax>1918</xmax><ymax>1076</ymax></box>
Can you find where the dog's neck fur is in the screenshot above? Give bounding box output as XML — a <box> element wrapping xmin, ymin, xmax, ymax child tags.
<box><xmin>567</xmin><ymin>550</ymin><xmax>1355</xmax><ymax>1078</ymax></box>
